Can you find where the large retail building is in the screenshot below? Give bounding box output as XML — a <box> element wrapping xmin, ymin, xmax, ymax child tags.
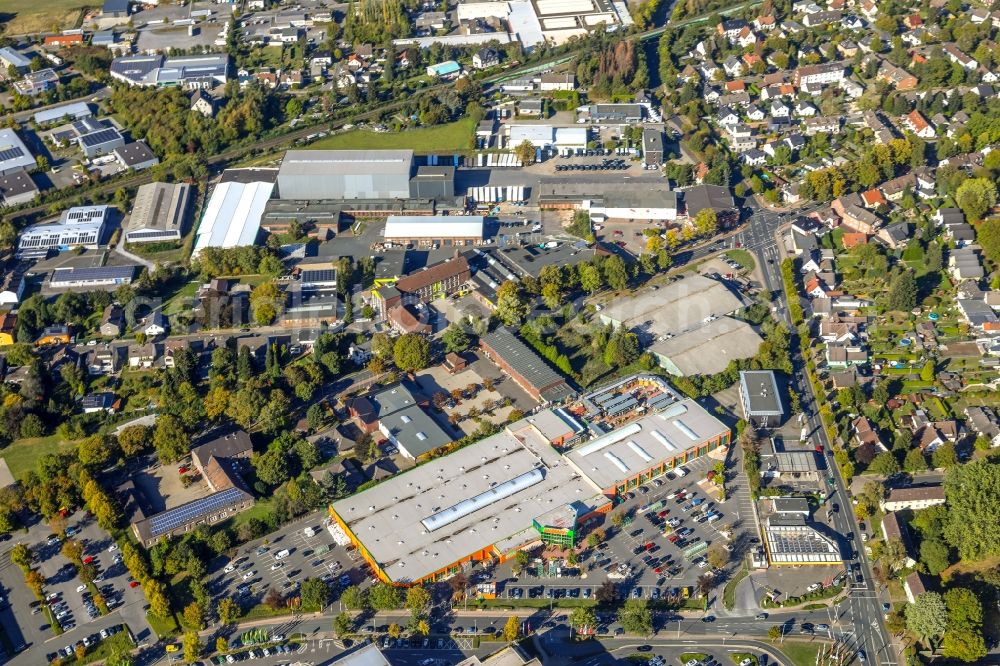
<box><xmin>329</xmin><ymin>375</ymin><xmax>731</xmax><ymax>585</ymax></box>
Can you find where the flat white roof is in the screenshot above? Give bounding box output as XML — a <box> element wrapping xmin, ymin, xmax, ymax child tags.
<box><xmin>555</xmin><ymin>126</ymin><xmax>588</xmax><ymax>146</ymax></box>
<box><xmin>194</xmin><ymin>179</ymin><xmax>275</xmax><ymax>252</ymax></box>
<box><xmin>566</xmin><ymin>399</ymin><xmax>730</xmax><ymax>490</ymax></box>
<box><xmin>536</xmin><ymin>0</ymin><xmax>595</xmax><ymax>14</ymax></box>
<box><xmin>509</xmin><ymin>124</ymin><xmax>554</xmax><ymax>146</ymax></box>
<box><xmin>331</xmin><ymin>413</ymin><xmax>608</xmax><ymax>583</ymax></box>
<box><xmin>507</xmin><ymin>0</ymin><xmax>546</xmax><ymax>47</ymax></box>
<box><xmin>383</xmin><ymin>215</ymin><xmax>484</xmax><ymax>240</ymax></box>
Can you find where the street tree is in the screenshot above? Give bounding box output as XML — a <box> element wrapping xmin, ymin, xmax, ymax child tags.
<box><xmin>369</xmin><ymin>583</ymin><xmax>401</xmax><ymax>610</ymax></box>
<box><xmin>707</xmin><ymin>544</ymin><xmax>728</xmax><ymax>570</ymax></box>
<box><xmin>405</xmin><ymin>586</ymin><xmax>432</xmax><ymax>615</ymax></box>
<box><xmin>217</xmin><ymin>597</ymin><xmax>240</xmax><ymax>624</ymax></box>
<box><xmin>341</xmin><ymin>585</ymin><xmax>368</xmax><ymax>610</ymax></box>
<box><xmin>334</xmin><ymin>613</ymin><xmax>353</xmax><ymax>637</ymax></box>
<box><xmin>569</xmin><ymin>606</ymin><xmax>598</xmax><ymax>631</ymax></box>
<box><xmin>617</xmin><ymin>599</ymin><xmax>652</xmax><ymax>635</ymax></box>
<box><xmin>503</xmin><ymin>616</ymin><xmax>520</xmax><ymax>642</ymax></box>
<box><xmin>182</xmin><ymin>631</ymin><xmax>202</xmax><ymax>664</ymax></box>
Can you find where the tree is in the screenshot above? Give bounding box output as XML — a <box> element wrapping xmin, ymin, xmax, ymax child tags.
<box><xmin>494</xmin><ymin>281</ymin><xmax>529</xmax><ymax>326</ymax></box>
<box><xmin>603</xmin><ymin>255</ymin><xmax>628</xmax><ymax>291</ymax></box>
<box><xmin>264</xmin><ymin>587</ymin><xmax>284</xmax><ymax>609</ymax></box>
<box><xmin>943</xmin><ymin>460</ymin><xmax>1000</xmax><ymax>560</ymax></box>
<box><xmin>579</xmin><ymin>263</ymin><xmax>602</xmax><ymax>293</ymax></box>
<box><xmin>903</xmin><ymin>447</ymin><xmax>927</xmax><ymax>473</ymax></box>
<box><xmin>10</xmin><ymin>543</ymin><xmax>30</xmax><ymax>568</ymax></box>
<box><xmin>182</xmin><ymin>631</ymin><xmax>202</xmax><ymax>664</ymax></box>
<box><xmin>905</xmin><ymin>592</ymin><xmax>948</xmax><ymax>645</ymax></box>
<box><xmin>693</xmin><ymin>208</ymin><xmax>718</xmax><ymax>237</ymax></box>
<box><xmin>117</xmin><ymin>425</ymin><xmax>151</xmax><ymax>457</ymax></box>
<box><xmin>587</xmin><ymin>529</ymin><xmax>605</xmax><ymax>548</ymax></box>
<box><xmin>393</xmin><ymin>333</ymin><xmax>431</xmax><ymax>373</ymax></box>
<box><xmin>868</xmin><ymin>451</ymin><xmax>900</xmax><ymax>476</ymax></box>
<box><xmin>595</xmin><ymin>580</ymin><xmax>618</xmax><ymax>604</ymax></box>
<box><xmin>334</xmin><ymin>612</ymin><xmax>353</xmax><ymax>637</ymax></box>
<box><xmin>369</xmin><ymin>583</ymin><xmax>401</xmax><ymax>610</ymax></box>
<box><xmin>933</xmin><ymin>442</ymin><xmax>958</xmax><ymax>469</ymax></box>
<box><xmin>249</xmin><ymin>281</ymin><xmax>283</xmax><ymax>325</ymax></box>
<box><xmin>252</xmin><ymin>447</ymin><xmax>290</xmax><ymax>487</ymax></box>
<box><xmin>768</xmin><ymin>625</ymin><xmax>782</xmax><ymax>641</ymax></box>
<box><xmin>183</xmin><ymin>601</ymin><xmax>205</xmax><ymax>630</ymax></box>
<box><xmin>405</xmin><ymin>586</ymin><xmax>432</xmax><ymax>615</ymax></box>
<box><xmin>514</xmin><ymin>140</ymin><xmax>536</xmax><ymax>165</ymax></box>
<box><xmin>388</xmin><ymin>623</ymin><xmax>402</xmax><ymax>638</ymax></box>
<box><xmin>978</xmin><ymin>218</ymin><xmax>1000</xmax><ymax>266</ymax></box>
<box><xmin>217</xmin><ymin>597</ymin><xmax>240</xmax><ymax>625</ymax></box>
<box><xmin>503</xmin><ymin>615</ymin><xmax>520</xmax><ymax>642</ymax></box>
<box><xmin>617</xmin><ymin>599</ymin><xmax>652</xmax><ymax>635</ymax></box>
<box><xmin>300</xmin><ymin>578</ymin><xmax>330</xmax><ymax>611</ymax></box>
<box><xmin>941</xmin><ymin>587</ymin><xmax>987</xmax><ymax>662</ymax></box>
<box><xmin>341</xmin><ymin>585</ymin><xmax>368</xmax><ymax>610</ymax></box>
<box><xmin>569</xmin><ymin>606</ymin><xmax>598</xmax><ymax>631</ymax></box>
<box><xmin>442</xmin><ymin>324</ymin><xmax>470</xmax><ymax>354</ymax></box>
<box><xmin>955</xmin><ymin>177</ymin><xmax>997</xmax><ymax>221</ymax></box>
<box><xmin>707</xmin><ymin>544</ymin><xmax>728</xmax><ymax>570</ymax></box>
<box><xmin>920</xmin><ymin>360</ymin><xmax>936</xmax><ymax>383</ymax></box>
<box><xmin>920</xmin><ymin>538</ymin><xmax>951</xmax><ymax>575</ymax></box>
<box><xmin>152</xmin><ymin>414</ymin><xmax>189</xmax><ymax>463</ymax></box>
<box><xmin>887</xmin><ymin>270</ymin><xmax>917</xmax><ymax>312</ymax></box>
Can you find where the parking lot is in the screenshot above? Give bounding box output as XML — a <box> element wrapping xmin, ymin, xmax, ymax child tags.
<box><xmin>209</xmin><ymin>512</ymin><xmax>364</xmax><ymax>611</ymax></box>
<box><xmin>494</xmin><ymin>452</ymin><xmax>755</xmax><ymax>602</ymax></box>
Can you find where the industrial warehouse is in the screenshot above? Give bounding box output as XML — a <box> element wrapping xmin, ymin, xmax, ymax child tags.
<box><xmin>329</xmin><ymin>375</ymin><xmax>730</xmax><ymax>585</ymax></box>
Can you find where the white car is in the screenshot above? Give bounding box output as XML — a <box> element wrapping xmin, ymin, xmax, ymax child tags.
<box><xmin>224</xmin><ymin>563</ymin><xmax>236</xmax><ymax>573</ymax></box>
<box><xmin>242</xmin><ymin>571</ymin><xmax>256</xmax><ymax>580</ymax></box>
<box><xmin>76</xmin><ymin>585</ymin><xmax>87</xmax><ymax>593</ymax></box>
<box><xmin>270</xmin><ymin>562</ymin><xmax>284</xmax><ymax>571</ymax></box>
<box><xmin>107</xmin><ymin>544</ymin><xmax>119</xmax><ymax>552</ymax></box>
<box><xmin>272</xmin><ymin>634</ymin><xmax>285</xmax><ymax>641</ymax></box>
<box><xmin>740</xmin><ymin>659</ymin><xmax>752</xmax><ymax>666</ymax></box>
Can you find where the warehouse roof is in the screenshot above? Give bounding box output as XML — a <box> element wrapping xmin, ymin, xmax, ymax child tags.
<box><xmin>566</xmin><ymin>399</ymin><xmax>729</xmax><ymax>490</ymax></box>
<box><xmin>384</xmin><ymin>215</ymin><xmax>484</xmax><ymax>240</ymax></box>
<box><xmin>126</xmin><ymin>182</ymin><xmax>191</xmax><ymax>237</ymax></box>
<box><xmin>114</xmin><ymin>141</ymin><xmax>158</xmax><ymax>167</ymax></box>
<box><xmin>684</xmin><ymin>184</ymin><xmax>736</xmax><ymax>215</ymax></box>
<box><xmin>330</xmin><ymin>412</ymin><xmax>608</xmax><ymax>583</ymax></box>
<box><xmin>194</xmin><ymin>170</ymin><xmax>277</xmax><ymax>253</ymax></box>
<box><xmin>651</xmin><ymin>317</ymin><xmax>762</xmax><ymax>376</ymax></box>
<box><xmin>599</xmin><ymin>274</ymin><xmax>744</xmax><ymax>338</ymax></box>
<box><xmin>740</xmin><ymin>370</ymin><xmax>784</xmax><ymax>416</ymax></box>
<box><xmin>280</xmin><ymin>149</ymin><xmax>413</xmax><ymax>178</ymax></box>
<box><xmin>0</xmin><ymin>169</ymin><xmax>38</xmax><ymax>201</ymax></box>
<box><xmin>480</xmin><ymin>328</ymin><xmax>574</xmax><ymax>403</ymax></box>
<box><xmin>51</xmin><ymin>265</ymin><xmax>137</xmax><ymax>285</ymax></box>
<box><xmin>33</xmin><ymin>101</ymin><xmax>92</xmax><ymax>125</ymax></box>
<box><xmin>0</xmin><ymin>128</ymin><xmax>35</xmax><ymax>174</ymax></box>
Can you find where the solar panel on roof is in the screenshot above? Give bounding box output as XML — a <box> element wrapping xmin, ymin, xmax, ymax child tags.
<box><xmin>301</xmin><ymin>269</ymin><xmax>336</xmax><ymax>283</ymax></box>
<box><xmin>148</xmin><ymin>487</ymin><xmax>246</xmax><ymax>536</ymax></box>
<box><xmin>0</xmin><ymin>147</ymin><xmax>24</xmax><ymax>162</ymax></box>
<box><xmin>80</xmin><ymin>128</ymin><xmax>121</xmax><ymax>147</ymax></box>
<box><xmin>52</xmin><ymin>266</ymin><xmax>136</xmax><ymax>281</ymax></box>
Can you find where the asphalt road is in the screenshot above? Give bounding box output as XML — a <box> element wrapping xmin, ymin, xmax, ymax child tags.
<box><xmin>736</xmin><ymin>199</ymin><xmax>896</xmax><ymax>665</ymax></box>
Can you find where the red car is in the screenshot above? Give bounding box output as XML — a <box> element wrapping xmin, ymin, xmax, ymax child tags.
<box><xmin>654</xmin><ymin>567</ymin><xmax>663</xmax><ymax>574</ymax></box>
<box><xmin>128</xmin><ymin>580</ymin><xmax>140</xmax><ymax>588</ymax></box>
<box><xmin>178</xmin><ymin>466</ymin><xmax>189</xmax><ymax>474</ymax></box>
<box><xmin>667</xmin><ymin>534</ymin><xmax>680</xmax><ymax>543</ymax></box>
<box><xmin>657</xmin><ymin>510</ymin><xmax>669</xmax><ymax>518</ymax></box>
<box><xmin>645</xmin><ymin>542</ymin><xmax>655</xmax><ymax>551</ymax></box>
<box><xmin>82</xmin><ymin>556</ymin><xmax>94</xmax><ymax>565</ymax></box>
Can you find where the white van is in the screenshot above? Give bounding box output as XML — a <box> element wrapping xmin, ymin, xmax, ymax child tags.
<box><xmin>673</xmin><ymin>466</ymin><xmax>688</xmax><ymax>478</ymax></box>
<box><xmin>707</xmin><ymin>514</ymin><xmax>722</xmax><ymax>523</ymax></box>
<box><xmin>275</xmin><ymin>549</ymin><xmax>291</xmax><ymax>560</ymax></box>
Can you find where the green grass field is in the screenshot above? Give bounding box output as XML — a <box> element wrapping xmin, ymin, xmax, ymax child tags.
<box><xmin>0</xmin><ymin>0</ymin><xmax>87</xmax><ymax>36</ymax></box>
<box><xmin>776</xmin><ymin>641</ymin><xmax>823</xmax><ymax>666</ymax></box>
<box><xmin>0</xmin><ymin>434</ymin><xmax>77</xmax><ymax>480</ymax></box>
<box><xmin>306</xmin><ymin>118</ymin><xmax>476</xmax><ymax>154</ymax></box>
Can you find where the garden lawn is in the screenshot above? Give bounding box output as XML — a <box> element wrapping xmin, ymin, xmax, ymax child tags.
<box><xmin>306</xmin><ymin>118</ymin><xmax>476</xmax><ymax>153</ymax></box>
<box><xmin>727</xmin><ymin>249</ymin><xmax>756</xmax><ymax>272</ymax></box>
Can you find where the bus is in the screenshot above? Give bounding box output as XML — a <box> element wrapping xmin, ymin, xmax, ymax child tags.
<box><xmin>638</xmin><ymin>499</ymin><xmax>666</xmax><ymax>514</ymax></box>
<box><xmin>682</xmin><ymin>541</ymin><xmax>708</xmax><ymax>561</ymax></box>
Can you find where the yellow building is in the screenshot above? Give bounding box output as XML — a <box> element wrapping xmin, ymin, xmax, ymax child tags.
<box><xmin>0</xmin><ymin>313</ymin><xmax>16</xmax><ymax>346</ymax></box>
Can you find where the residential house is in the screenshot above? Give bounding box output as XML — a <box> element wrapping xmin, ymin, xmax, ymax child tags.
<box><xmin>127</xmin><ymin>343</ymin><xmax>159</xmax><ymax>369</ymax></box>
<box><xmin>904</xmin><ymin>109</ymin><xmax>935</xmax><ymax>138</ymax></box>
<box><xmin>852</xmin><ymin>416</ymin><xmax>886</xmax><ymax>451</ymax></box>
<box><xmin>827</xmin><ymin>342</ymin><xmax>869</xmax><ymax>367</ymax></box>
<box><xmin>882</xmin><ymin>486</ymin><xmax>946</xmax><ymax>512</ymax></box>
<box><xmin>965</xmin><ymin>406</ymin><xmax>1000</xmax><ymax>447</ymax></box>
<box><xmin>100</xmin><ymin>305</ymin><xmax>124</xmax><ymax>337</ymax></box>
<box><xmin>472</xmin><ymin>47</ymin><xmax>499</xmax><ymax>69</ymax></box>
